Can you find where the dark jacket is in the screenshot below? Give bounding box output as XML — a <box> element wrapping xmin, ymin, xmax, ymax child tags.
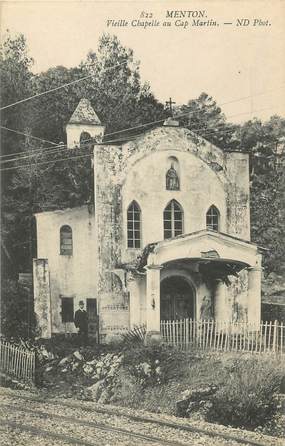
<box><xmin>74</xmin><ymin>309</ymin><xmax>88</xmax><ymax>331</ymax></box>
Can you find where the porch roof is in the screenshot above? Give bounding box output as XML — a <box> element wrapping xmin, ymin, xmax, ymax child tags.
<box><xmin>125</xmin><ymin>230</ymin><xmax>264</xmax><ymax>273</ymax></box>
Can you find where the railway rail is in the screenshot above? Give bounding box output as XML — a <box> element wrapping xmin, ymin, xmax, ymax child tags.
<box><xmin>0</xmin><ymin>389</ymin><xmax>281</xmax><ymax>446</ymax></box>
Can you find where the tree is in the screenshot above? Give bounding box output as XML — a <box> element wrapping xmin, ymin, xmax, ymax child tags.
<box><xmin>237</xmin><ymin>116</ymin><xmax>285</xmax><ymax>275</ymax></box>
<box><xmin>30</xmin><ymin>34</ymin><xmax>166</xmax><ymax>144</ymax></box>
<box><xmin>0</xmin><ymin>31</ymin><xmax>34</xmax><ymax>188</ymax></box>
<box><xmin>1</xmin><ymin>278</ymin><xmax>36</xmax><ymax>339</ymax></box>
<box><xmin>175</xmin><ymin>92</ymin><xmax>237</xmax><ymax>149</ymax></box>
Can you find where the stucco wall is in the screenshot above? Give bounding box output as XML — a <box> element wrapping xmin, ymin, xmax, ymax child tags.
<box><xmin>66</xmin><ymin>123</ymin><xmax>105</xmax><ymax>149</ymax></box>
<box><xmin>35</xmin><ymin>205</ymin><xmax>96</xmax><ymax>333</ymax></box>
<box><xmin>33</xmin><ymin>258</ymin><xmax>51</xmax><ymax>338</ymax></box>
<box><xmin>122</xmin><ymin>149</ymin><xmax>227</xmax><ymax>261</ymax></box>
<box><xmin>94</xmin><ymin>146</ymin><xmax>129</xmax><ymax>333</ymax></box>
<box><xmin>93</xmin><ymin>125</ymin><xmax>252</xmax><ymax>330</ymax></box>
<box><xmin>225</xmin><ymin>152</ymin><xmax>250</xmax><ymax>240</ymax></box>
<box><xmin>95</xmin><ymin>126</ymin><xmax>250</xmax><ymax>266</ymax></box>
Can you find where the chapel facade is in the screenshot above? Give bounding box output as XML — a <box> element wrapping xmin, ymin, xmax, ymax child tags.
<box><xmin>33</xmin><ymin>99</ymin><xmax>263</xmax><ymax>340</ymax></box>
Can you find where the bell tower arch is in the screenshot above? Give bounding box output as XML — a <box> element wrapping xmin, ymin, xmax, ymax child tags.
<box><xmin>66</xmin><ymin>98</ymin><xmax>105</xmax><ymax>149</ymax></box>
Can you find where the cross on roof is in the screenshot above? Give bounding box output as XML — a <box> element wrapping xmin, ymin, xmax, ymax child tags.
<box><xmin>165</xmin><ymin>97</ymin><xmax>176</xmax><ymax>116</ymax></box>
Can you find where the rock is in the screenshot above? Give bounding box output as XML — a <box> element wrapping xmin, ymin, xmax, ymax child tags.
<box><xmin>72</xmin><ymin>362</ymin><xmax>79</xmax><ymax>371</ymax></box>
<box><xmin>83</xmin><ymin>364</ymin><xmax>94</xmax><ymax>375</ymax></box>
<box><xmin>176</xmin><ymin>398</ymin><xmax>191</xmax><ymax>417</ymax></box>
<box><xmin>141</xmin><ymin>362</ymin><xmax>152</xmax><ymax>376</ymax></box>
<box><xmin>186</xmin><ymin>401</ymin><xmax>200</xmax><ymax>414</ymax></box>
<box><xmin>188</xmin><ymin>385</ymin><xmax>218</xmax><ymax>400</ymax></box>
<box><xmin>58</xmin><ymin>357</ymin><xmax>70</xmax><ymax>367</ymax></box>
<box><xmin>91</xmin><ymin>373</ymin><xmax>100</xmax><ymax>381</ymax></box>
<box><xmin>98</xmin><ymin>389</ymin><xmax>111</xmax><ymax>404</ymax></box>
<box><xmin>107</xmin><ymin>368</ymin><xmax>117</xmax><ymax>378</ymax></box>
<box><xmin>86</xmin><ymin>359</ymin><xmax>97</xmax><ymax>366</ymax></box>
<box><xmin>88</xmin><ymin>379</ymin><xmax>105</xmax><ymax>401</ymax></box>
<box><xmin>73</xmin><ymin>351</ymin><xmax>84</xmax><ymax>361</ymax></box>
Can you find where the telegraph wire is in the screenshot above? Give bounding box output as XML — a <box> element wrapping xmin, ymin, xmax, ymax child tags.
<box><xmin>0</xmin><ymin>60</ymin><xmax>129</xmax><ymax>111</ymax></box>
<box><xmin>1</xmin><ymin>102</ymin><xmax>283</xmax><ymax>167</ymax></box>
<box><xmin>0</xmin><ymin>144</ymin><xmax>68</xmax><ymax>165</ymax></box>
<box><xmin>0</xmin><ymin>126</ymin><xmax>58</xmax><ymax>146</ymax></box>
<box><xmin>104</xmin><ymin>85</ymin><xmax>285</xmax><ymax>139</ymax></box>
<box><xmin>0</xmin><ymin>111</ymin><xmax>280</xmax><ymax>169</ymax></box>
<box><xmin>1</xmin><ymin>83</ymin><xmax>285</xmax><ymax>160</ymax></box>
<box><xmin>0</xmin><ymin>152</ymin><xmax>93</xmax><ymax>172</ymax></box>
<box><xmin>1</xmin><ymin>106</ymin><xmax>282</xmax><ymax>173</ymax></box>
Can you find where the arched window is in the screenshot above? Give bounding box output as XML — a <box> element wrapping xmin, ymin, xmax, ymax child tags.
<box><xmin>80</xmin><ymin>131</ymin><xmax>92</xmax><ymax>149</ymax></box>
<box><xmin>164</xmin><ymin>200</ymin><xmax>183</xmax><ymax>239</ymax></box>
<box><xmin>60</xmin><ymin>225</ymin><xmax>73</xmax><ymax>255</ymax></box>
<box><xmin>206</xmin><ymin>205</ymin><xmax>220</xmax><ymax>231</ymax></box>
<box><xmin>127</xmin><ymin>201</ymin><xmax>141</xmax><ymax>248</ymax></box>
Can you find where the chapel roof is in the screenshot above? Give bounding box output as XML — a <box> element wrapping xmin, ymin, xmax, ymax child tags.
<box><xmin>68</xmin><ymin>98</ymin><xmax>102</xmax><ymax>125</ymax></box>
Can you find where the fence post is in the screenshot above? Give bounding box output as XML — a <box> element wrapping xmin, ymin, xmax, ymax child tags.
<box><xmin>185</xmin><ymin>318</ymin><xmax>189</xmax><ymax>350</ymax></box>
<box><xmin>281</xmin><ymin>322</ymin><xmax>283</xmax><ymax>356</ymax></box>
<box><xmin>272</xmin><ymin>320</ymin><xmax>278</xmax><ymax>353</ymax></box>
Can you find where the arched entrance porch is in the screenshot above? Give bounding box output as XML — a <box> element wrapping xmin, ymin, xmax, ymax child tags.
<box><xmin>160</xmin><ymin>275</ymin><xmax>195</xmax><ymax>321</ymax></box>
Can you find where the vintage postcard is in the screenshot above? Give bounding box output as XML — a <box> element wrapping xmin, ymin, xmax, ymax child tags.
<box><xmin>1</xmin><ymin>1</ymin><xmax>284</xmax><ymax>445</ymax></box>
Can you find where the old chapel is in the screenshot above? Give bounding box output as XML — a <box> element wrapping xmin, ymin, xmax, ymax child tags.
<box><xmin>33</xmin><ymin>99</ymin><xmax>263</xmax><ymax>340</ymax></box>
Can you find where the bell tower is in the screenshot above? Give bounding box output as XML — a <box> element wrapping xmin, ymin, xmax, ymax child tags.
<box><xmin>66</xmin><ymin>98</ymin><xmax>105</xmax><ymax>149</ymax></box>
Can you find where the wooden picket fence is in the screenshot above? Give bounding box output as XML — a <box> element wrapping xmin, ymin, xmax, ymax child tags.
<box><xmin>160</xmin><ymin>319</ymin><xmax>284</xmax><ymax>355</ymax></box>
<box><xmin>0</xmin><ymin>340</ymin><xmax>36</xmax><ymax>382</ymax></box>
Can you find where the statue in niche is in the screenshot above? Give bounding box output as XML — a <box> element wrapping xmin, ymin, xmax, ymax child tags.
<box><xmin>166</xmin><ymin>162</ymin><xmax>179</xmax><ymax>190</ymax></box>
<box><xmin>200</xmin><ymin>295</ymin><xmax>213</xmax><ymax>320</ymax></box>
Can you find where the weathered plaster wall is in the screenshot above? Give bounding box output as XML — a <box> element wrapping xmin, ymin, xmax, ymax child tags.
<box><xmin>33</xmin><ymin>258</ymin><xmax>51</xmax><ymax>338</ymax></box>
<box><xmin>66</xmin><ymin>123</ymin><xmax>105</xmax><ymax>149</ymax></box>
<box><xmin>93</xmin><ymin>126</ymin><xmax>252</xmax><ymax>331</ymax></box>
<box><xmin>122</xmin><ymin>150</ymin><xmax>227</xmax><ymax>262</ymax></box>
<box><xmin>118</xmin><ymin>127</ymin><xmax>249</xmax><ymax>262</ymax></box>
<box><xmin>35</xmin><ymin>205</ymin><xmax>96</xmax><ymax>333</ymax></box>
<box><xmin>94</xmin><ymin>146</ymin><xmax>129</xmax><ymax>334</ymax></box>
<box><xmin>227</xmin><ymin>269</ymin><xmax>249</xmax><ymax>322</ymax></box>
<box><xmin>225</xmin><ymin>152</ymin><xmax>250</xmax><ymax>240</ymax></box>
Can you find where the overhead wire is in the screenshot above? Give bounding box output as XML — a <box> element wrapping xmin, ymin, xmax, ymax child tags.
<box><xmin>1</xmin><ymin>82</ymin><xmax>285</xmax><ymax>160</ymax></box>
<box><xmin>0</xmin><ymin>60</ymin><xmax>129</xmax><ymax>111</ymax></box>
<box><xmin>1</xmin><ymin>101</ymin><xmax>283</xmax><ymax>168</ymax></box>
<box><xmin>1</xmin><ymin>104</ymin><xmax>282</xmax><ymax>173</ymax></box>
<box><xmin>0</xmin><ymin>126</ymin><xmax>58</xmax><ymax>146</ymax></box>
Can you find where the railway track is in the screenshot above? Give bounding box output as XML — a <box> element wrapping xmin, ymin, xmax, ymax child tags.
<box><xmin>0</xmin><ymin>390</ymin><xmax>280</xmax><ymax>446</ymax></box>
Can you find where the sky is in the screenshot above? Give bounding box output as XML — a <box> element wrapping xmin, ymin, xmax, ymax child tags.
<box><xmin>1</xmin><ymin>0</ymin><xmax>285</xmax><ymax>123</ymax></box>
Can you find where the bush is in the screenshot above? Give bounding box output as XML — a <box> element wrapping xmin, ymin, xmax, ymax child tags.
<box><xmin>122</xmin><ymin>343</ymin><xmax>188</xmax><ymax>386</ymax></box>
<box><xmin>1</xmin><ymin>279</ymin><xmax>37</xmax><ymax>339</ymax></box>
<box><xmin>112</xmin><ymin>369</ymin><xmax>144</xmax><ymax>407</ymax></box>
<box><xmin>206</xmin><ymin>356</ymin><xmax>283</xmax><ymax>429</ymax></box>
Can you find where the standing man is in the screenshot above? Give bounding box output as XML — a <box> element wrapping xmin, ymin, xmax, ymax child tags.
<box><xmin>74</xmin><ymin>300</ymin><xmax>88</xmax><ymax>344</ymax></box>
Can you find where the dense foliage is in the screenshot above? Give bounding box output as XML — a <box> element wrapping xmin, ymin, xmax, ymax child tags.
<box><xmin>122</xmin><ymin>343</ymin><xmax>188</xmax><ymax>386</ymax></box>
<box><xmin>206</xmin><ymin>357</ymin><xmax>282</xmax><ymax>428</ymax></box>
<box><xmin>1</xmin><ymin>279</ymin><xmax>37</xmax><ymax>339</ymax></box>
